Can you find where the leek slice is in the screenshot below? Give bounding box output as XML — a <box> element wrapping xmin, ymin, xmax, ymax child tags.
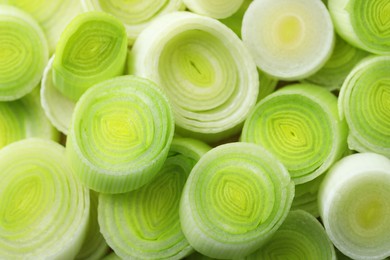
<box><xmin>0</xmin><ymin>87</ymin><xmax>59</xmax><ymax>149</ymax></box>
<box><xmin>129</xmin><ymin>11</ymin><xmax>259</xmax><ymax>143</ymax></box>
<box><xmin>257</xmin><ymin>69</ymin><xmax>278</xmax><ymax>101</ymax></box>
<box><xmin>318</xmin><ymin>153</ymin><xmax>390</xmax><ymax>260</ymax></box>
<box><xmin>304</xmin><ymin>34</ymin><xmax>368</xmax><ymax>91</ymax></box>
<box><xmin>338</xmin><ymin>55</ymin><xmax>390</xmax><ymax>157</ymax></box>
<box><xmin>244</xmin><ymin>210</ymin><xmax>336</xmax><ymax>259</ymax></box>
<box><xmin>219</xmin><ymin>0</ymin><xmax>251</xmax><ymax>38</ymax></box>
<box><xmin>241</xmin><ymin>83</ymin><xmax>348</xmax><ymax>184</ymax></box>
<box><xmin>81</xmin><ymin>0</ymin><xmax>185</xmax><ymax>45</ymax></box>
<box><xmin>180</xmin><ymin>142</ymin><xmax>294</xmax><ymax>259</ymax></box>
<box><xmin>242</xmin><ymin>0</ymin><xmax>334</xmax><ymax>80</ymax></box>
<box><xmin>328</xmin><ymin>0</ymin><xmax>390</xmax><ymax>55</ymax></box>
<box><xmin>41</xmin><ymin>56</ymin><xmax>75</xmax><ymax>135</ymax></box>
<box><xmin>0</xmin><ymin>5</ymin><xmax>48</xmax><ymax>101</ymax></box>
<box><xmin>53</xmin><ymin>11</ymin><xmax>127</xmax><ymax>101</ymax></box>
<box><xmin>183</xmin><ymin>0</ymin><xmax>244</xmax><ymax>19</ymax></box>
<box><xmin>66</xmin><ymin>75</ymin><xmax>174</xmax><ymax>194</ymax></box>
<box><xmin>0</xmin><ymin>138</ymin><xmax>90</xmax><ymax>259</ymax></box>
<box><xmin>1</xmin><ymin>0</ymin><xmax>82</xmax><ymax>54</ymax></box>
<box><xmin>99</xmin><ymin>137</ymin><xmax>210</xmax><ymax>259</ymax></box>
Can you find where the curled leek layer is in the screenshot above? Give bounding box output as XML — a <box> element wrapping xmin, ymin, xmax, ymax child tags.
<box><xmin>99</xmin><ymin>137</ymin><xmax>210</xmax><ymax>259</ymax></box>
<box><xmin>1</xmin><ymin>0</ymin><xmax>82</xmax><ymax>53</ymax></box>
<box><xmin>244</xmin><ymin>210</ymin><xmax>336</xmax><ymax>259</ymax></box>
<box><xmin>81</xmin><ymin>0</ymin><xmax>185</xmax><ymax>45</ymax></box>
<box><xmin>318</xmin><ymin>153</ymin><xmax>390</xmax><ymax>260</ymax></box>
<box><xmin>0</xmin><ymin>87</ymin><xmax>59</xmax><ymax>149</ymax></box>
<box><xmin>66</xmin><ymin>75</ymin><xmax>174</xmax><ymax>194</ymax></box>
<box><xmin>129</xmin><ymin>11</ymin><xmax>259</xmax><ymax>143</ymax></box>
<box><xmin>0</xmin><ymin>5</ymin><xmax>48</xmax><ymax>101</ymax></box>
<box><xmin>328</xmin><ymin>0</ymin><xmax>390</xmax><ymax>55</ymax></box>
<box><xmin>183</xmin><ymin>0</ymin><xmax>244</xmax><ymax>19</ymax></box>
<box><xmin>180</xmin><ymin>142</ymin><xmax>294</xmax><ymax>259</ymax></box>
<box><xmin>241</xmin><ymin>83</ymin><xmax>348</xmax><ymax>184</ymax></box>
<box><xmin>219</xmin><ymin>0</ymin><xmax>252</xmax><ymax>38</ymax></box>
<box><xmin>338</xmin><ymin>55</ymin><xmax>390</xmax><ymax>157</ymax></box>
<box><xmin>0</xmin><ymin>138</ymin><xmax>90</xmax><ymax>259</ymax></box>
<box><xmin>242</xmin><ymin>0</ymin><xmax>334</xmax><ymax>80</ymax></box>
<box><xmin>53</xmin><ymin>11</ymin><xmax>127</xmax><ymax>101</ymax></box>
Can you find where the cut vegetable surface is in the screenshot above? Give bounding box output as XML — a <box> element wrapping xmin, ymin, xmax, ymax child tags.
<box><xmin>183</xmin><ymin>0</ymin><xmax>244</xmax><ymax>19</ymax></box>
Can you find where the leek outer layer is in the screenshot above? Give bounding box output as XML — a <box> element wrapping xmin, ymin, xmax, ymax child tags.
<box><xmin>244</xmin><ymin>210</ymin><xmax>336</xmax><ymax>259</ymax></box>
<box><xmin>0</xmin><ymin>5</ymin><xmax>48</xmax><ymax>101</ymax></box>
<box><xmin>66</xmin><ymin>75</ymin><xmax>174</xmax><ymax>194</ymax></box>
<box><xmin>242</xmin><ymin>0</ymin><xmax>334</xmax><ymax>80</ymax></box>
<box><xmin>129</xmin><ymin>11</ymin><xmax>259</xmax><ymax>143</ymax></box>
<box><xmin>180</xmin><ymin>142</ymin><xmax>294</xmax><ymax>259</ymax></box>
<box><xmin>338</xmin><ymin>55</ymin><xmax>390</xmax><ymax>158</ymax></box>
<box><xmin>328</xmin><ymin>0</ymin><xmax>390</xmax><ymax>55</ymax></box>
<box><xmin>183</xmin><ymin>0</ymin><xmax>244</xmax><ymax>19</ymax></box>
<box><xmin>81</xmin><ymin>0</ymin><xmax>185</xmax><ymax>45</ymax></box>
<box><xmin>0</xmin><ymin>138</ymin><xmax>90</xmax><ymax>259</ymax></box>
<box><xmin>52</xmin><ymin>11</ymin><xmax>128</xmax><ymax>101</ymax></box>
<box><xmin>241</xmin><ymin>83</ymin><xmax>348</xmax><ymax>184</ymax></box>
<box><xmin>99</xmin><ymin>137</ymin><xmax>210</xmax><ymax>259</ymax></box>
<box><xmin>318</xmin><ymin>153</ymin><xmax>390</xmax><ymax>260</ymax></box>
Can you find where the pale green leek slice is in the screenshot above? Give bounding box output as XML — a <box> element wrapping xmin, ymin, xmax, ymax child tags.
<box><xmin>99</xmin><ymin>137</ymin><xmax>210</xmax><ymax>259</ymax></box>
<box><xmin>180</xmin><ymin>142</ymin><xmax>294</xmax><ymax>259</ymax></box>
<box><xmin>242</xmin><ymin>0</ymin><xmax>334</xmax><ymax>80</ymax></box>
<box><xmin>244</xmin><ymin>210</ymin><xmax>336</xmax><ymax>259</ymax></box>
<box><xmin>129</xmin><ymin>11</ymin><xmax>259</xmax><ymax>143</ymax></box>
<box><xmin>318</xmin><ymin>153</ymin><xmax>390</xmax><ymax>260</ymax></box>
<box><xmin>53</xmin><ymin>11</ymin><xmax>127</xmax><ymax>101</ymax></box>
<box><xmin>0</xmin><ymin>138</ymin><xmax>90</xmax><ymax>259</ymax></box>
<box><xmin>41</xmin><ymin>56</ymin><xmax>75</xmax><ymax>135</ymax></box>
<box><xmin>0</xmin><ymin>0</ymin><xmax>82</xmax><ymax>54</ymax></box>
<box><xmin>81</xmin><ymin>0</ymin><xmax>185</xmax><ymax>45</ymax></box>
<box><xmin>241</xmin><ymin>83</ymin><xmax>348</xmax><ymax>184</ymax></box>
<box><xmin>183</xmin><ymin>0</ymin><xmax>244</xmax><ymax>19</ymax></box>
<box><xmin>338</xmin><ymin>55</ymin><xmax>390</xmax><ymax>157</ymax></box>
<box><xmin>304</xmin><ymin>34</ymin><xmax>368</xmax><ymax>91</ymax></box>
<box><xmin>66</xmin><ymin>75</ymin><xmax>174</xmax><ymax>194</ymax></box>
<box><xmin>0</xmin><ymin>5</ymin><xmax>48</xmax><ymax>101</ymax></box>
<box><xmin>328</xmin><ymin>0</ymin><xmax>390</xmax><ymax>55</ymax></box>
<box><xmin>102</xmin><ymin>252</ymin><xmax>122</xmax><ymax>260</ymax></box>
<box><xmin>219</xmin><ymin>0</ymin><xmax>251</xmax><ymax>38</ymax></box>
<box><xmin>257</xmin><ymin>69</ymin><xmax>278</xmax><ymax>101</ymax></box>
<box><xmin>0</xmin><ymin>87</ymin><xmax>59</xmax><ymax>149</ymax></box>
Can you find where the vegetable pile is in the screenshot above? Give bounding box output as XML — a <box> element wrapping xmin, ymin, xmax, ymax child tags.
<box><xmin>0</xmin><ymin>0</ymin><xmax>389</xmax><ymax>259</ymax></box>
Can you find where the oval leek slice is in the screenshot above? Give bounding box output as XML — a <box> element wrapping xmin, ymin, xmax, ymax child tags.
<box><xmin>53</xmin><ymin>11</ymin><xmax>127</xmax><ymax>101</ymax></box>
<box><xmin>244</xmin><ymin>210</ymin><xmax>336</xmax><ymax>259</ymax></box>
<box><xmin>81</xmin><ymin>0</ymin><xmax>185</xmax><ymax>45</ymax></box>
<box><xmin>318</xmin><ymin>153</ymin><xmax>390</xmax><ymax>260</ymax></box>
<box><xmin>241</xmin><ymin>83</ymin><xmax>348</xmax><ymax>184</ymax></box>
<box><xmin>0</xmin><ymin>5</ymin><xmax>48</xmax><ymax>101</ymax></box>
<box><xmin>66</xmin><ymin>75</ymin><xmax>174</xmax><ymax>194</ymax></box>
<box><xmin>328</xmin><ymin>0</ymin><xmax>390</xmax><ymax>55</ymax></box>
<box><xmin>180</xmin><ymin>142</ymin><xmax>294</xmax><ymax>259</ymax></box>
<box><xmin>183</xmin><ymin>0</ymin><xmax>244</xmax><ymax>19</ymax></box>
<box><xmin>338</xmin><ymin>55</ymin><xmax>390</xmax><ymax>157</ymax></box>
<box><xmin>99</xmin><ymin>137</ymin><xmax>210</xmax><ymax>259</ymax></box>
<box><xmin>242</xmin><ymin>0</ymin><xmax>334</xmax><ymax>80</ymax></box>
<box><xmin>0</xmin><ymin>138</ymin><xmax>90</xmax><ymax>259</ymax></box>
<box><xmin>1</xmin><ymin>0</ymin><xmax>82</xmax><ymax>54</ymax></box>
<box><xmin>41</xmin><ymin>56</ymin><xmax>75</xmax><ymax>135</ymax></box>
<box><xmin>129</xmin><ymin>11</ymin><xmax>259</xmax><ymax>143</ymax></box>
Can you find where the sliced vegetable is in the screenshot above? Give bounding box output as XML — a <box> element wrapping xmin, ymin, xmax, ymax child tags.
<box><xmin>183</xmin><ymin>0</ymin><xmax>244</xmax><ymax>19</ymax></box>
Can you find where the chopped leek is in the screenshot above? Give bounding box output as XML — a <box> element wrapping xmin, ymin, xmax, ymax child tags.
<box><xmin>183</xmin><ymin>0</ymin><xmax>245</xmax><ymax>19</ymax></box>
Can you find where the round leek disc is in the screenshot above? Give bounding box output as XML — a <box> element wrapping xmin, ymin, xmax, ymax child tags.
<box><xmin>338</xmin><ymin>55</ymin><xmax>390</xmax><ymax>157</ymax></box>
<box><xmin>0</xmin><ymin>5</ymin><xmax>48</xmax><ymax>101</ymax></box>
<box><xmin>81</xmin><ymin>0</ymin><xmax>185</xmax><ymax>45</ymax></box>
<box><xmin>242</xmin><ymin>0</ymin><xmax>334</xmax><ymax>80</ymax></box>
<box><xmin>66</xmin><ymin>75</ymin><xmax>174</xmax><ymax>194</ymax></box>
<box><xmin>328</xmin><ymin>0</ymin><xmax>390</xmax><ymax>55</ymax></box>
<box><xmin>183</xmin><ymin>0</ymin><xmax>244</xmax><ymax>19</ymax></box>
<box><xmin>129</xmin><ymin>11</ymin><xmax>259</xmax><ymax>143</ymax></box>
<box><xmin>0</xmin><ymin>138</ymin><xmax>90</xmax><ymax>259</ymax></box>
<box><xmin>242</xmin><ymin>83</ymin><xmax>348</xmax><ymax>184</ymax></box>
<box><xmin>180</xmin><ymin>142</ymin><xmax>294</xmax><ymax>259</ymax></box>
<box><xmin>53</xmin><ymin>11</ymin><xmax>128</xmax><ymax>101</ymax></box>
<box><xmin>319</xmin><ymin>153</ymin><xmax>390</xmax><ymax>260</ymax></box>
<box><xmin>99</xmin><ymin>137</ymin><xmax>210</xmax><ymax>259</ymax></box>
